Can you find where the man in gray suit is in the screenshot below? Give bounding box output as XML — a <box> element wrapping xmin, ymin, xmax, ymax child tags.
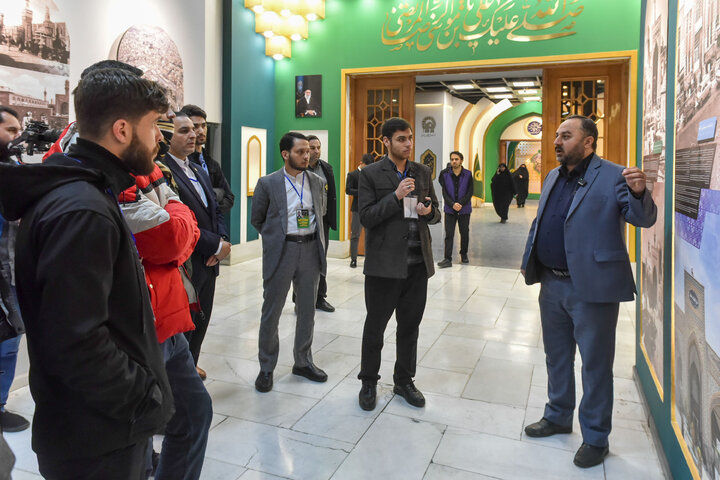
<box><xmin>357</xmin><ymin>117</ymin><xmax>441</xmax><ymax>411</ymax></box>
<box><xmin>251</xmin><ymin>132</ymin><xmax>328</xmax><ymax>393</ymax></box>
<box><xmin>521</xmin><ymin>115</ymin><xmax>657</xmax><ymax>468</ymax></box>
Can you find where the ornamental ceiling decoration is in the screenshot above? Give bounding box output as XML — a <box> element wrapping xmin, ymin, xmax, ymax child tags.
<box><xmin>382</xmin><ymin>0</ymin><xmax>584</xmax><ymax>53</ymax></box>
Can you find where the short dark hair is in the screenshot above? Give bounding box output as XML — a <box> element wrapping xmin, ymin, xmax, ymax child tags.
<box><xmin>306</xmin><ymin>135</ymin><xmax>320</xmax><ymax>143</ymax></box>
<box><xmin>74</xmin><ymin>68</ymin><xmax>169</xmax><ymax>140</ymax></box>
<box><xmin>180</xmin><ymin>104</ymin><xmax>207</xmax><ymax>119</ymax></box>
<box><xmin>381</xmin><ymin>117</ymin><xmax>412</xmax><ymax>140</ymax></box>
<box><xmin>80</xmin><ymin>60</ymin><xmax>143</xmax><ymax>79</ymax></box>
<box><xmin>450</xmin><ymin>151</ymin><xmax>464</xmax><ymax>161</ymax></box>
<box><xmin>361</xmin><ymin>153</ymin><xmax>374</xmax><ymax>165</ymax></box>
<box><xmin>0</xmin><ymin>106</ymin><xmax>19</xmax><ymax>123</ymax></box>
<box><xmin>172</xmin><ymin>111</ymin><xmax>189</xmax><ymax>122</ymax></box>
<box><xmin>565</xmin><ymin>114</ymin><xmax>598</xmax><ymax>151</ymax></box>
<box><xmin>279</xmin><ymin>132</ymin><xmax>307</xmax><ymax>153</ymax></box>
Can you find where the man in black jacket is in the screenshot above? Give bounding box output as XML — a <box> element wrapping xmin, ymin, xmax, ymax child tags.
<box><xmin>0</xmin><ymin>69</ymin><xmax>174</xmax><ymax>479</ymax></box>
<box><xmin>345</xmin><ymin>153</ymin><xmax>374</xmax><ymax>267</ymax></box>
<box><xmin>306</xmin><ymin>135</ymin><xmax>336</xmax><ymax>312</ymax></box>
<box><xmin>180</xmin><ymin>104</ymin><xmax>235</xmax><ymax>213</ymax></box>
<box><xmin>357</xmin><ymin>117</ymin><xmax>441</xmax><ymax>411</ymax></box>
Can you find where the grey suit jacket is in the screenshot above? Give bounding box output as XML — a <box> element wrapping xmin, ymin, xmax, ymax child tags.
<box><xmin>359</xmin><ymin>156</ymin><xmax>441</xmax><ymax>279</ymax></box>
<box><xmin>521</xmin><ymin>154</ymin><xmax>657</xmax><ymax>303</ymax></box>
<box><xmin>251</xmin><ymin>168</ymin><xmax>327</xmax><ymax>280</ymax></box>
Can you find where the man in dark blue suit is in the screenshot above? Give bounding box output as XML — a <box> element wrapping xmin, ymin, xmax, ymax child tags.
<box><xmin>521</xmin><ymin>115</ymin><xmax>657</xmax><ymax>468</ymax></box>
<box><xmin>165</xmin><ymin>113</ymin><xmax>230</xmax><ymax>378</ymax></box>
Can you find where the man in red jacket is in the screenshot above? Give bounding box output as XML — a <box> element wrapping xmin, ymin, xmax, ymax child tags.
<box><xmin>119</xmin><ymin>163</ymin><xmax>212</xmax><ymax>480</ymax></box>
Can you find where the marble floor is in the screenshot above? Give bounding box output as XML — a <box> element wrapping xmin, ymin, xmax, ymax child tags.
<box><xmin>6</xmin><ymin>256</ymin><xmax>667</xmax><ymax>479</ymax></box>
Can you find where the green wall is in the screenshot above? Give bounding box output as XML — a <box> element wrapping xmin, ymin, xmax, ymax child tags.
<box><xmin>273</xmin><ymin>0</ymin><xmax>641</xmax><ymax>240</ymax></box>
<box><xmin>223</xmin><ymin>0</ymin><xmax>276</xmax><ymax>243</ymax></box>
<box><xmin>483</xmin><ymin>102</ymin><xmax>542</xmax><ymax>201</ymax></box>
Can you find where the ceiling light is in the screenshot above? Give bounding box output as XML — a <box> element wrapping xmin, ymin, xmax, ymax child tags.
<box><xmin>266</xmin><ymin>34</ymin><xmax>291</xmax><ymax>59</ymax></box>
<box><xmin>524</xmin><ymin>96</ymin><xmax>541</xmax><ymax>101</ymax></box>
<box><xmin>290</xmin><ymin>33</ymin><xmax>302</xmax><ymax>41</ymax></box>
<box><xmin>512</xmin><ymin>81</ymin><xmax>535</xmax><ymax>87</ymax></box>
<box><xmin>486</xmin><ymin>87</ymin><xmax>510</xmax><ymax>93</ymax></box>
<box><xmin>518</xmin><ymin>89</ymin><xmax>538</xmax><ymax>95</ymax></box>
<box><xmin>492</xmin><ymin>94</ymin><xmax>514</xmax><ymax>99</ymax></box>
<box><xmin>450</xmin><ymin>83</ymin><xmax>475</xmax><ymax>90</ymax></box>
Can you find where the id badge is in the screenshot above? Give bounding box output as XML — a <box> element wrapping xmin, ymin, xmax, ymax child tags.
<box><xmin>296</xmin><ymin>209</ymin><xmax>310</xmax><ymax>228</ymax></box>
<box><xmin>403</xmin><ymin>195</ymin><xmax>418</xmax><ymax>219</ymax></box>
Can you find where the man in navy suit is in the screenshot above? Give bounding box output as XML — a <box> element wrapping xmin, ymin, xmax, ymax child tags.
<box><xmin>165</xmin><ymin>113</ymin><xmax>230</xmax><ymax>378</ymax></box>
<box><xmin>521</xmin><ymin>115</ymin><xmax>657</xmax><ymax>468</ymax></box>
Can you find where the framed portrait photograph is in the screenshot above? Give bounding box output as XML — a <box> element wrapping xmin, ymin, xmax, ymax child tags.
<box><xmin>295</xmin><ymin>75</ymin><xmax>322</xmax><ymax>118</ymax></box>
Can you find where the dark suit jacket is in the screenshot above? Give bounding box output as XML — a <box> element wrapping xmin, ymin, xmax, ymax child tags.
<box><xmin>164</xmin><ymin>155</ymin><xmax>228</xmax><ymax>277</ymax></box>
<box><xmin>359</xmin><ymin>156</ymin><xmax>441</xmax><ymax>279</ymax></box>
<box><xmin>315</xmin><ymin>159</ymin><xmax>336</xmax><ymax>230</ymax></box>
<box><xmin>296</xmin><ymin>97</ymin><xmax>320</xmax><ymax>117</ymax></box>
<box><xmin>250</xmin><ymin>169</ymin><xmax>327</xmax><ymax>280</ymax></box>
<box><xmin>522</xmin><ymin>154</ymin><xmax>657</xmax><ymax>303</ymax></box>
<box><xmin>189</xmin><ymin>148</ymin><xmax>235</xmax><ymax>213</ymax></box>
<box><xmin>346</xmin><ymin>168</ymin><xmax>360</xmax><ymax>212</ymax></box>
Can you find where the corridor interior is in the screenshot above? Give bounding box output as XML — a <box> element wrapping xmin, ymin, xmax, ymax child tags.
<box><xmin>6</xmin><ymin>204</ymin><xmax>667</xmax><ymax>478</ymax></box>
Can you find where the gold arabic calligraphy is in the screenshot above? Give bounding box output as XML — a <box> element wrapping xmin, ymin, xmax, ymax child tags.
<box><xmin>382</xmin><ymin>0</ymin><xmax>584</xmax><ymax>53</ymax></box>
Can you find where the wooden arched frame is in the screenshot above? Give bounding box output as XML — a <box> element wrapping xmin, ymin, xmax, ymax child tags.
<box><xmin>247</xmin><ymin>135</ymin><xmax>262</xmax><ymax>196</ymax></box>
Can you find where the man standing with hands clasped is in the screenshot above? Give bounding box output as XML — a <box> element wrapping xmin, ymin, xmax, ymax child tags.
<box><xmin>357</xmin><ymin>117</ymin><xmax>440</xmax><ymax>411</ymax></box>
<box><xmin>251</xmin><ymin>132</ymin><xmax>328</xmax><ymax>393</ymax></box>
<box><xmin>437</xmin><ymin>150</ymin><xmax>473</xmax><ymax>268</ymax></box>
<box><xmin>521</xmin><ymin>115</ymin><xmax>657</xmax><ymax>468</ymax></box>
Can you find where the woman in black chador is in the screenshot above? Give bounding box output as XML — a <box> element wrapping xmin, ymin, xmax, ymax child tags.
<box><xmin>512</xmin><ymin>163</ymin><xmax>530</xmax><ymax>207</ymax></box>
<box><xmin>491</xmin><ymin>163</ymin><xmax>516</xmax><ymax>223</ymax></box>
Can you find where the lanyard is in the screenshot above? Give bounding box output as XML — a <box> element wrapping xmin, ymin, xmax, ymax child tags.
<box><xmin>396</xmin><ymin>165</ymin><xmax>409</xmax><ymax>180</ymax></box>
<box><xmin>284</xmin><ymin>171</ymin><xmax>306</xmax><ymax>208</ymax></box>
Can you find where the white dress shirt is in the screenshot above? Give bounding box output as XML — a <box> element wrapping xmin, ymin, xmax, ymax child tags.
<box><xmin>168</xmin><ymin>153</ymin><xmax>208</xmax><ymax>208</ymax></box>
<box><xmin>168</xmin><ymin>153</ymin><xmax>224</xmax><ymax>255</ymax></box>
<box><xmin>284</xmin><ymin>168</ymin><xmax>316</xmax><ymax>235</ymax></box>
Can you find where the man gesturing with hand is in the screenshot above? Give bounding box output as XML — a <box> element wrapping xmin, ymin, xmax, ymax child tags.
<box><xmin>521</xmin><ymin>115</ymin><xmax>656</xmax><ymax>469</ymax></box>
<box><xmin>356</xmin><ymin>117</ymin><xmax>440</xmax><ymax>412</ymax></box>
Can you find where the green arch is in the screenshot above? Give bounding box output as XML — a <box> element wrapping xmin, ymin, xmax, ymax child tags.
<box><xmin>483</xmin><ymin>101</ymin><xmax>542</xmax><ymax>201</ymax></box>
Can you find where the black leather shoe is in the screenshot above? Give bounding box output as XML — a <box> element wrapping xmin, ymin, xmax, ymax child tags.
<box><xmin>0</xmin><ymin>410</ymin><xmax>30</xmax><ymax>432</ymax></box>
<box><xmin>359</xmin><ymin>383</ymin><xmax>377</xmax><ymax>411</ymax></box>
<box><xmin>461</xmin><ymin>255</ymin><xmax>469</xmax><ymax>264</ymax></box>
<box><xmin>573</xmin><ymin>443</ymin><xmax>609</xmax><ymax>468</ymax></box>
<box><xmin>350</xmin><ymin>259</ymin><xmax>357</xmax><ymax>268</ymax></box>
<box><xmin>255</xmin><ymin>371</ymin><xmax>273</xmax><ymax>392</ymax></box>
<box><xmin>393</xmin><ymin>382</ymin><xmax>425</xmax><ymax>407</ymax></box>
<box><xmin>437</xmin><ymin>258</ymin><xmax>452</xmax><ymax>268</ymax></box>
<box><xmin>524</xmin><ymin>417</ymin><xmax>572</xmax><ymax>437</ymax></box>
<box><xmin>316</xmin><ymin>299</ymin><xmax>335</xmax><ymax>312</ymax></box>
<box><xmin>292</xmin><ymin>363</ymin><xmax>328</xmax><ymax>382</ymax></box>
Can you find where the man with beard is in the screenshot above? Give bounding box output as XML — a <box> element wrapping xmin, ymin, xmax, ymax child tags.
<box><xmin>164</xmin><ymin>113</ymin><xmax>231</xmax><ymax>379</ymax></box>
<box><xmin>180</xmin><ymin>104</ymin><xmax>234</xmax><ymax>213</ymax></box>
<box><xmin>357</xmin><ymin>117</ymin><xmax>440</xmax><ymax>411</ymax></box>
<box><xmin>305</xmin><ymin>135</ymin><xmax>336</xmax><ymax>312</ymax></box>
<box><xmin>0</xmin><ymin>69</ymin><xmax>174</xmax><ymax>479</ymax></box>
<box><xmin>437</xmin><ymin>150</ymin><xmax>473</xmax><ymax>267</ymax></box>
<box><xmin>251</xmin><ymin>132</ymin><xmax>328</xmax><ymax>393</ymax></box>
<box><xmin>0</xmin><ymin>106</ymin><xmax>30</xmax><ymax>436</ymax></box>
<box><xmin>521</xmin><ymin>115</ymin><xmax>656</xmax><ymax>468</ymax></box>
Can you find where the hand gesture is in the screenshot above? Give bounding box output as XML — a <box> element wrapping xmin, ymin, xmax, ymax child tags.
<box><xmin>452</xmin><ymin>202</ymin><xmax>462</xmax><ymax>212</ymax></box>
<box><xmin>416</xmin><ymin>197</ymin><xmax>432</xmax><ymax>216</ymax></box>
<box><xmin>622</xmin><ymin>167</ymin><xmax>647</xmax><ymax>195</ymax></box>
<box><xmin>395</xmin><ymin>178</ymin><xmax>415</xmax><ymax>200</ymax></box>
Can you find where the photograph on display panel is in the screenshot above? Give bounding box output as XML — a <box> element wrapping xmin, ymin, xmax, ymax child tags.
<box><xmin>0</xmin><ymin>0</ymin><xmax>70</xmax><ymax>163</ymax></box>
<box><xmin>639</xmin><ymin>0</ymin><xmax>668</xmax><ymax>399</ymax></box>
<box><xmin>672</xmin><ymin>0</ymin><xmax>720</xmax><ymax>478</ymax></box>
<box><xmin>0</xmin><ymin>0</ymin><xmax>69</xmax><ymax>76</ymax></box>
